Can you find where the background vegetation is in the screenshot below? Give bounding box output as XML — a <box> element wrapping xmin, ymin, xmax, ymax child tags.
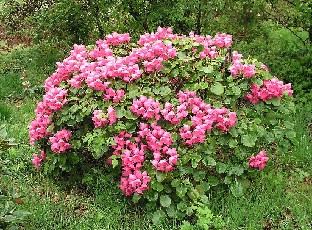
<box><xmin>0</xmin><ymin>0</ymin><xmax>311</xmax><ymax>229</ymax></box>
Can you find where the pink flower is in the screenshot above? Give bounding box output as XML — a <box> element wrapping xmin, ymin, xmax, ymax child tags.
<box><xmin>49</xmin><ymin>129</ymin><xmax>72</xmax><ymax>153</ymax></box>
<box><xmin>92</xmin><ymin>110</ymin><xmax>109</xmax><ymax>128</ymax></box>
<box><xmin>242</xmin><ymin>64</ymin><xmax>256</xmax><ymax>78</ymax></box>
<box><xmin>260</xmin><ymin>64</ymin><xmax>269</xmax><ymax>71</ymax></box>
<box><xmin>107</xmin><ymin>106</ymin><xmax>117</xmax><ymax>125</ymax></box>
<box><xmin>32</xmin><ymin>150</ymin><xmax>46</xmax><ymax>170</ymax></box>
<box><xmin>105</xmin><ymin>32</ymin><xmax>131</xmax><ymax>46</ymax></box>
<box><xmin>229</xmin><ymin>60</ymin><xmax>243</xmax><ymax>77</ymax></box>
<box><xmin>249</xmin><ymin>150</ymin><xmax>269</xmax><ymax>170</ymax></box>
<box><xmin>245</xmin><ymin>77</ymin><xmax>293</xmax><ymax>104</ymax></box>
<box><xmin>213</xmin><ymin>33</ymin><xmax>233</xmax><ymax>47</ymax></box>
<box><xmin>232</xmin><ymin>51</ymin><xmax>243</xmax><ymax>61</ymax></box>
<box><xmin>92</xmin><ymin>106</ymin><xmax>117</xmax><ymax>128</ymax></box>
<box><xmin>130</xmin><ymin>96</ymin><xmax>160</xmax><ymax>120</ymax></box>
<box><xmin>29</xmin><ymin>114</ymin><xmax>52</xmax><ymax>145</ymax></box>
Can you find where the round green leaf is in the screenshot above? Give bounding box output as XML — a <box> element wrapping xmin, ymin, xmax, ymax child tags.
<box><xmin>210</xmin><ymin>82</ymin><xmax>224</xmax><ymax>95</ymax></box>
<box><xmin>241</xmin><ymin>134</ymin><xmax>257</xmax><ymax>147</ymax></box>
<box><xmin>160</xmin><ymin>195</ymin><xmax>171</xmax><ymax>207</ymax></box>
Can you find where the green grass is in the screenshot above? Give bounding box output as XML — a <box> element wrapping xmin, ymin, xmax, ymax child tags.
<box><xmin>1</xmin><ymin>42</ymin><xmax>311</xmax><ymax>230</ymax></box>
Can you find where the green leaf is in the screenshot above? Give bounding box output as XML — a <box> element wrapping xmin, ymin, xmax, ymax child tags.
<box><xmin>115</xmin><ymin>107</ymin><xmax>125</xmax><ymax>118</ymax></box>
<box><xmin>216</xmin><ymin>163</ymin><xmax>227</xmax><ymax>173</ymax></box>
<box><xmin>198</xmin><ymin>82</ymin><xmax>209</xmax><ymax>89</ymax></box>
<box><xmin>166</xmin><ymin>204</ymin><xmax>178</xmax><ymax>218</ymax></box>
<box><xmin>229</xmin><ymin>139</ymin><xmax>238</xmax><ymax>148</ymax></box>
<box><xmin>232</xmin><ymin>86</ymin><xmax>241</xmax><ymax>96</ymax></box>
<box><xmin>200</xmin><ymin>195</ymin><xmax>209</xmax><ymax>204</ymax></box>
<box><xmin>228</xmin><ymin>166</ymin><xmax>244</xmax><ymax>176</ymax></box>
<box><xmin>230</xmin><ymin>179</ymin><xmax>250</xmax><ymax>197</ymax></box>
<box><xmin>151</xmin><ymin>181</ymin><xmax>164</xmax><ymax>192</ymax></box>
<box><xmin>270</xmin><ymin>98</ymin><xmax>281</xmax><ymax>106</ymax></box>
<box><xmin>208</xmin><ymin>176</ymin><xmax>219</xmax><ymax>187</ymax></box>
<box><xmin>193</xmin><ymin>171</ymin><xmax>206</xmax><ymax>181</ymax></box>
<box><xmin>210</xmin><ymin>82</ymin><xmax>224</xmax><ymax>95</ymax></box>
<box><xmin>202</xmin><ymin>66</ymin><xmax>213</xmax><ymax>74</ymax></box>
<box><xmin>253</xmin><ymin>78</ymin><xmax>263</xmax><ymax>86</ymax></box>
<box><xmin>176</xmin><ymin>185</ymin><xmax>188</xmax><ymax>198</ymax></box>
<box><xmin>146</xmin><ymin>190</ymin><xmax>158</xmax><ymax>202</ymax></box>
<box><xmin>177</xmin><ymin>202</ymin><xmax>187</xmax><ymax>211</ymax></box>
<box><xmin>197</xmin><ymin>44</ymin><xmax>204</xmax><ymax>52</ymax></box>
<box><xmin>285</xmin><ymin>130</ymin><xmax>296</xmax><ymax>139</ymax></box>
<box><xmin>180</xmin><ymin>221</ymin><xmax>194</xmax><ymax>230</ymax></box>
<box><xmin>202</xmin><ymin>156</ymin><xmax>216</xmax><ymax>167</ymax></box>
<box><xmin>200</xmin><ymin>181</ymin><xmax>210</xmax><ymax>192</ymax></box>
<box><xmin>191</xmin><ymin>155</ymin><xmax>201</xmax><ymax>168</ymax></box>
<box><xmin>241</xmin><ymin>134</ymin><xmax>257</xmax><ymax>147</ymax></box>
<box><xmin>186</xmin><ymin>206</ymin><xmax>194</xmax><ymax>216</ymax></box>
<box><xmin>110</xmin><ymin>155</ymin><xmax>118</xmax><ymax>168</ymax></box>
<box><xmin>91</xmin><ymin>146</ymin><xmax>108</xmax><ymax>159</ymax></box>
<box><xmin>229</xmin><ymin>128</ymin><xmax>239</xmax><ymax>137</ymax></box>
<box><xmin>132</xmin><ymin>193</ymin><xmax>140</xmax><ymax>203</ymax></box>
<box><xmin>187</xmin><ymin>188</ymin><xmax>200</xmax><ymax>201</ymax></box>
<box><xmin>124</xmin><ymin>110</ymin><xmax>137</xmax><ymax>120</ymax></box>
<box><xmin>224</xmin><ymin>176</ymin><xmax>232</xmax><ymax>185</ymax></box>
<box><xmin>178</xmin><ymin>51</ymin><xmax>187</xmax><ymax>60</ymax></box>
<box><xmin>230</xmin><ymin>181</ymin><xmax>244</xmax><ymax>197</ymax></box>
<box><xmin>152</xmin><ymin>210</ymin><xmax>165</xmax><ymax>224</ymax></box>
<box><xmin>156</xmin><ymin>172</ymin><xmax>167</xmax><ymax>182</ymax></box>
<box><xmin>171</xmin><ymin>179</ymin><xmax>180</xmax><ymax>187</ymax></box>
<box><xmin>158</xmin><ymin>86</ymin><xmax>171</xmax><ymax>96</ymax></box>
<box><xmin>160</xmin><ymin>195</ymin><xmax>171</xmax><ymax>207</ymax></box>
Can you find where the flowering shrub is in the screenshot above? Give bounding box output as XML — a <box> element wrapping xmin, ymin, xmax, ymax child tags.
<box><xmin>30</xmin><ymin>27</ymin><xmax>295</xmax><ymax>219</ymax></box>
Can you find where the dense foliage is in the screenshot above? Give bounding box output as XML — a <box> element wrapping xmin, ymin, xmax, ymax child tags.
<box><xmin>29</xmin><ymin>28</ymin><xmax>295</xmax><ymax>220</ymax></box>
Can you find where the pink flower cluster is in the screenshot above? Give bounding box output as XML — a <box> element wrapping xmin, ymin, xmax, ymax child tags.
<box><xmin>130</xmin><ymin>91</ymin><xmax>237</xmax><ymax>146</ymax></box>
<box><xmin>160</xmin><ymin>102</ymin><xmax>188</xmax><ymax>124</ymax></box>
<box><xmin>138</xmin><ymin>123</ymin><xmax>179</xmax><ymax>172</ymax></box>
<box><xmin>130</xmin><ymin>96</ymin><xmax>161</xmax><ymax>120</ymax></box>
<box><xmin>45</xmin><ymin>29</ymin><xmax>179</xmax><ymax>105</ymax></box>
<box><xmin>29</xmin><ymin>87</ymin><xmax>68</xmax><ymax>145</ymax></box>
<box><xmin>137</xmin><ymin>27</ymin><xmax>178</xmax><ymax>46</ymax></box>
<box><xmin>104</xmin><ymin>88</ymin><xmax>125</xmax><ymax>102</ymax></box>
<box><xmin>45</xmin><ymin>44</ymin><xmax>88</xmax><ymax>90</ymax></box>
<box><xmin>49</xmin><ymin>129</ymin><xmax>72</xmax><ymax>153</ymax></box>
<box><xmin>177</xmin><ymin>91</ymin><xmax>237</xmax><ymax>145</ymax></box>
<box><xmin>245</xmin><ymin>77</ymin><xmax>293</xmax><ymax>104</ymax></box>
<box><xmin>29</xmin><ymin>114</ymin><xmax>52</xmax><ymax>145</ymax></box>
<box><xmin>92</xmin><ymin>106</ymin><xmax>117</xmax><ymax>128</ymax></box>
<box><xmin>85</xmin><ymin>72</ymin><xmax>112</xmax><ymax>91</ymax></box>
<box><xmin>121</xmin><ymin>170</ymin><xmax>151</xmax><ymax>196</ymax></box>
<box><xmin>213</xmin><ymin>33</ymin><xmax>233</xmax><ymax>47</ymax></box>
<box><xmin>88</xmin><ymin>40</ymin><xmax>113</xmax><ymax>60</ymax></box>
<box><xmin>137</xmin><ymin>40</ymin><xmax>177</xmax><ymax>73</ymax></box>
<box><xmin>199</xmin><ymin>46</ymin><xmax>219</xmax><ymax>59</ymax></box>
<box><xmin>249</xmin><ymin>150</ymin><xmax>269</xmax><ymax>170</ymax></box>
<box><xmin>111</xmin><ymin>120</ymin><xmax>180</xmax><ymax>195</ymax></box>
<box><xmin>229</xmin><ymin>51</ymin><xmax>256</xmax><ymax>78</ymax></box>
<box><xmin>112</xmin><ymin>132</ymin><xmax>151</xmax><ymax>196</ymax></box>
<box><xmin>189</xmin><ymin>32</ymin><xmax>232</xmax><ymax>59</ymax></box>
<box><xmin>32</xmin><ymin>150</ymin><xmax>46</xmax><ymax>170</ymax></box>
<box><xmin>105</xmin><ymin>32</ymin><xmax>131</xmax><ymax>46</ymax></box>
<box><xmin>42</xmin><ymin>87</ymin><xmax>68</xmax><ymax>112</ymax></box>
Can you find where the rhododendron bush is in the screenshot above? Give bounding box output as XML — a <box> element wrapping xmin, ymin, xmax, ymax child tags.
<box><xmin>29</xmin><ymin>27</ymin><xmax>295</xmax><ymax>219</ymax></box>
